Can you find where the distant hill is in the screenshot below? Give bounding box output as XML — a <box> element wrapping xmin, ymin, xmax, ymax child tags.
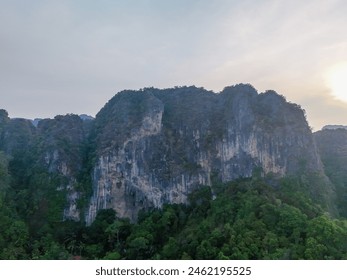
<box><xmin>314</xmin><ymin>128</ymin><xmax>347</xmax><ymax>217</ymax></box>
<box><xmin>79</xmin><ymin>114</ymin><xmax>94</xmax><ymax>121</ymax></box>
<box><xmin>322</xmin><ymin>125</ymin><xmax>347</xmax><ymax>130</ymax></box>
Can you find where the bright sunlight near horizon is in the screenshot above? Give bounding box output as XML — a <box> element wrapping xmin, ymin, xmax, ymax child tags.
<box><xmin>327</xmin><ymin>62</ymin><xmax>347</xmax><ymax>103</ymax></box>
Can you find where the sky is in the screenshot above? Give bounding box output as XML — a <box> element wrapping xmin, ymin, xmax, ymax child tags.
<box><xmin>1</xmin><ymin>0</ymin><xmax>347</xmax><ymax>130</ymax></box>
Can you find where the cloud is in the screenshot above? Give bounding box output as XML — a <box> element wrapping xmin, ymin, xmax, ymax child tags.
<box><xmin>1</xmin><ymin>0</ymin><xmax>347</xmax><ymax>129</ymax></box>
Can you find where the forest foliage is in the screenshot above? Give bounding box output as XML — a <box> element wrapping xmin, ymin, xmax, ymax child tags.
<box><xmin>1</xmin><ymin>89</ymin><xmax>347</xmax><ymax>260</ymax></box>
<box><xmin>1</xmin><ymin>157</ymin><xmax>347</xmax><ymax>260</ymax></box>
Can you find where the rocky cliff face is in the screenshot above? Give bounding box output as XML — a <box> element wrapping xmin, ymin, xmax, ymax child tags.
<box><xmin>35</xmin><ymin>115</ymin><xmax>89</xmax><ymax>221</ymax></box>
<box><xmin>0</xmin><ymin>112</ymin><xmax>91</xmax><ymax>222</ymax></box>
<box><xmin>85</xmin><ymin>85</ymin><xmax>327</xmax><ymax>223</ymax></box>
<box><xmin>0</xmin><ymin>85</ymin><xmax>334</xmax><ymax>224</ymax></box>
<box><xmin>314</xmin><ymin>128</ymin><xmax>347</xmax><ymax>217</ymax></box>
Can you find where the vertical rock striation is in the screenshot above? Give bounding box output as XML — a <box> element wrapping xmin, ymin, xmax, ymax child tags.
<box><xmin>0</xmin><ymin>85</ymin><xmax>334</xmax><ymax>224</ymax></box>
<box><xmin>85</xmin><ymin>85</ymin><xmax>327</xmax><ymax>223</ymax></box>
<box><xmin>36</xmin><ymin>114</ymin><xmax>89</xmax><ymax>221</ymax></box>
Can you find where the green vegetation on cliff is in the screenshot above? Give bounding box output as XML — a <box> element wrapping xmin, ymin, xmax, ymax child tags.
<box><xmin>1</xmin><ymin>167</ymin><xmax>346</xmax><ymax>259</ymax></box>
<box><xmin>314</xmin><ymin>128</ymin><xmax>347</xmax><ymax>217</ymax></box>
<box><xmin>1</xmin><ymin>85</ymin><xmax>347</xmax><ymax>260</ymax></box>
<box><xmin>87</xmin><ymin>177</ymin><xmax>347</xmax><ymax>260</ymax></box>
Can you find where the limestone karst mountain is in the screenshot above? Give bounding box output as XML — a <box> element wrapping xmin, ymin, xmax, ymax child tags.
<box><xmin>0</xmin><ymin>84</ymin><xmax>339</xmax><ymax>225</ymax></box>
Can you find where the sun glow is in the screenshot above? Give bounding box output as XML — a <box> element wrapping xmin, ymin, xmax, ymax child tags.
<box><xmin>327</xmin><ymin>63</ymin><xmax>347</xmax><ymax>103</ymax></box>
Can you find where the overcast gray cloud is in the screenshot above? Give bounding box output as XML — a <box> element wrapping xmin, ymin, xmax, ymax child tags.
<box><xmin>1</xmin><ymin>0</ymin><xmax>347</xmax><ymax>130</ymax></box>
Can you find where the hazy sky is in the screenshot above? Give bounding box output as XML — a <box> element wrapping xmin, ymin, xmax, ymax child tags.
<box><xmin>1</xmin><ymin>0</ymin><xmax>347</xmax><ymax>130</ymax></box>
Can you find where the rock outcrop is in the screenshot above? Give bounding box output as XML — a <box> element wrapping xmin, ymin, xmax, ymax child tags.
<box><xmin>0</xmin><ymin>84</ymin><xmax>336</xmax><ymax>224</ymax></box>
<box><xmin>85</xmin><ymin>85</ymin><xmax>327</xmax><ymax>223</ymax></box>
<box><xmin>314</xmin><ymin>128</ymin><xmax>347</xmax><ymax>217</ymax></box>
